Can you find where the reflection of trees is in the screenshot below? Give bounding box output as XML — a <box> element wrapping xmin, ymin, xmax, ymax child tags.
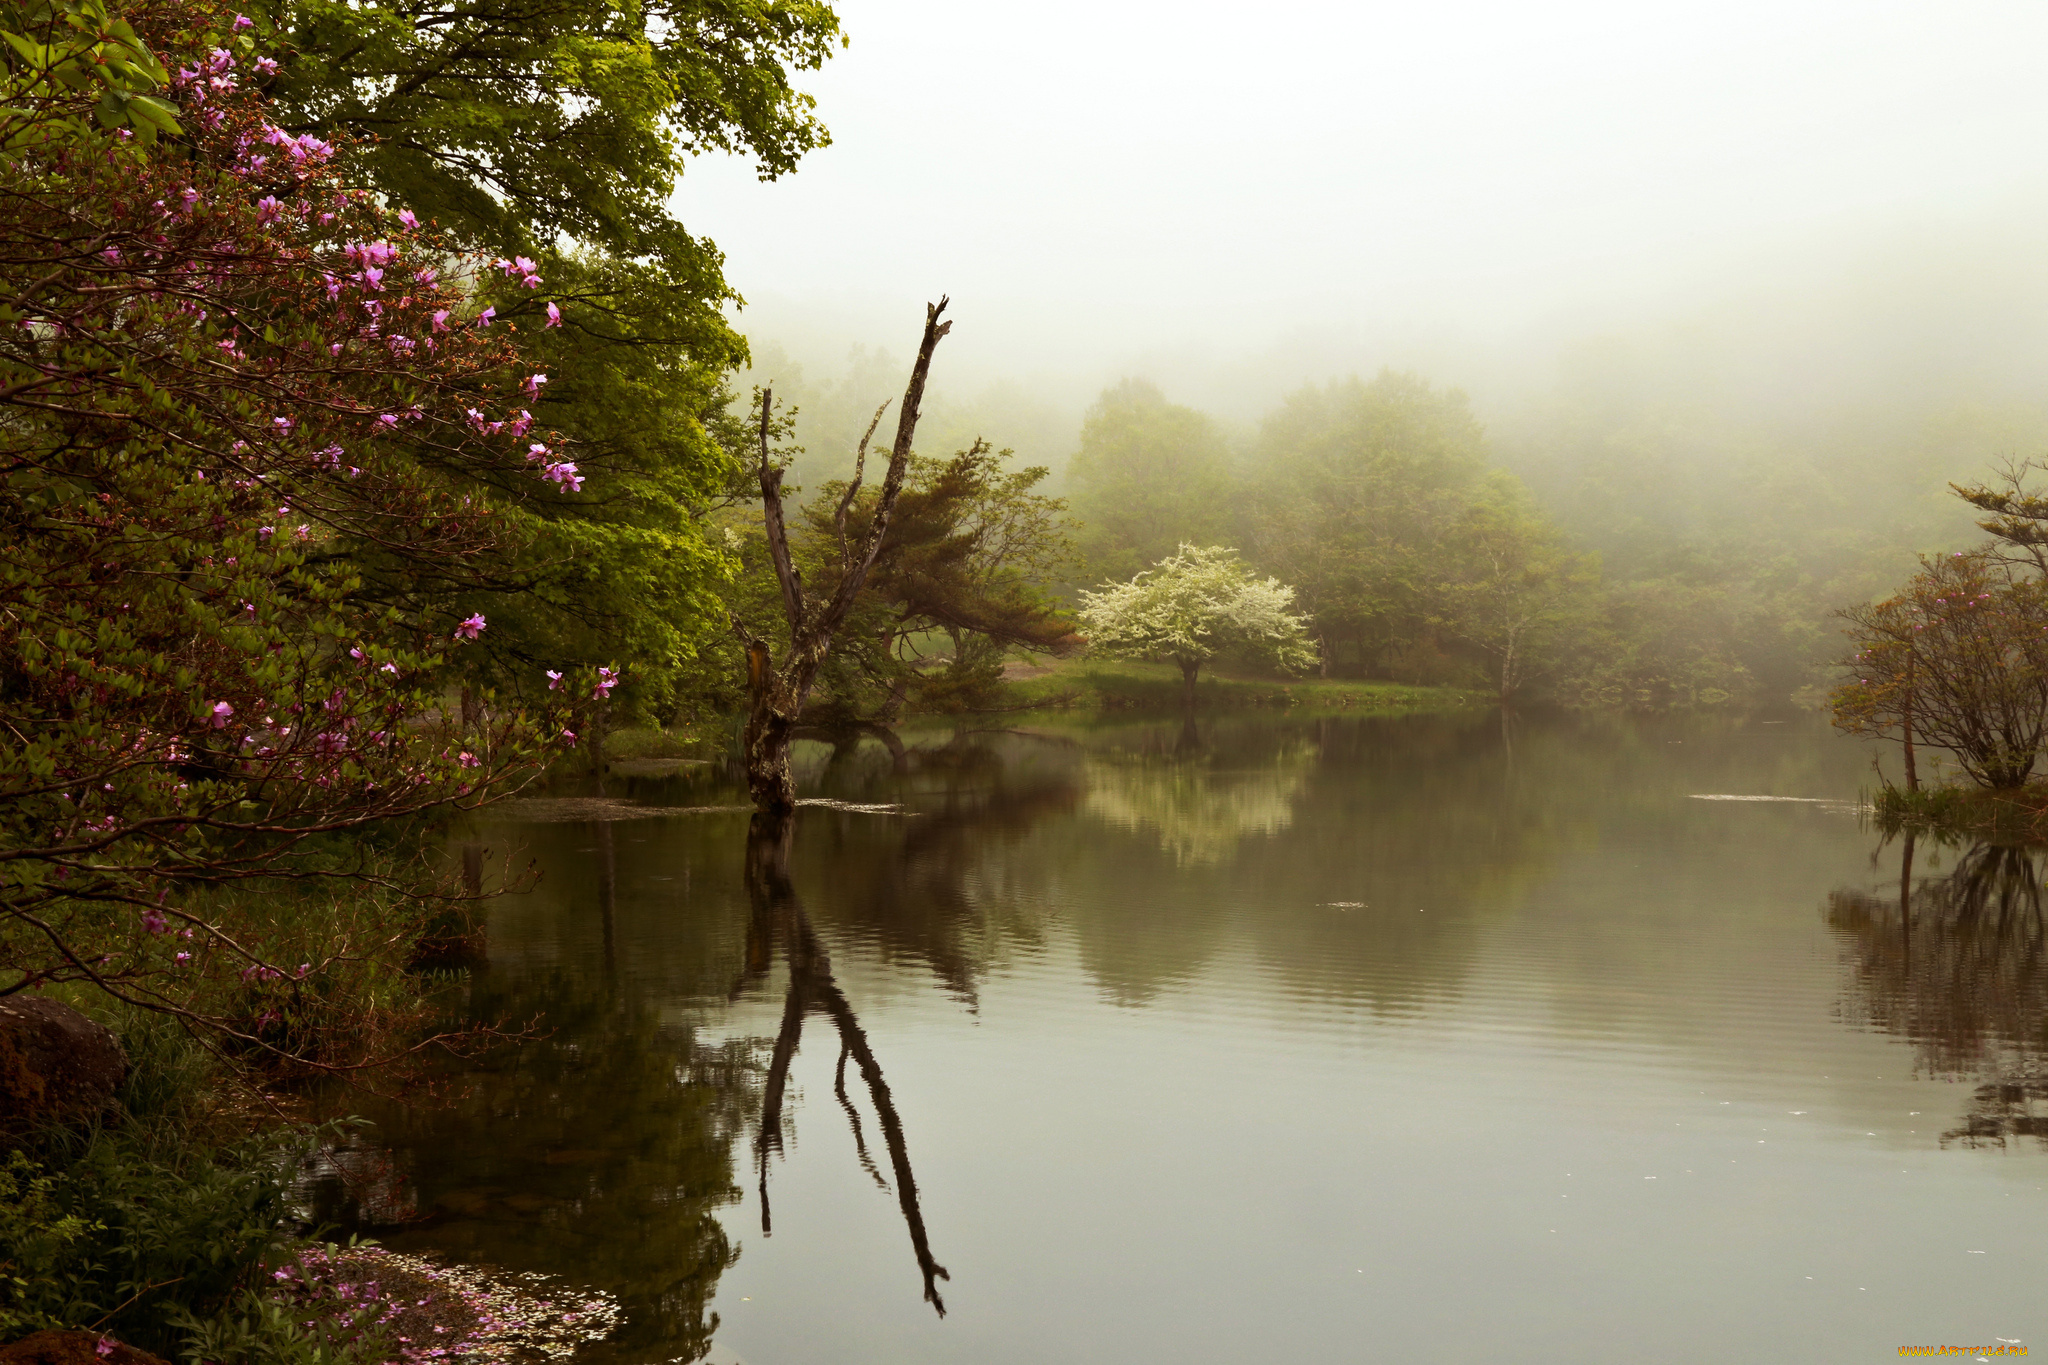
<box><xmin>738</xmin><ymin>813</ymin><xmax>951</xmax><ymax>1314</ymax></box>
<box><xmin>1081</xmin><ymin>727</ymin><xmax>1315</xmax><ymax>867</ymax></box>
<box><xmin>1826</xmin><ymin>838</ymin><xmax>2048</xmax><ymax>1148</ymax></box>
<box><xmin>785</xmin><ymin>728</ymin><xmax>1081</xmax><ymax>1003</ymax></box>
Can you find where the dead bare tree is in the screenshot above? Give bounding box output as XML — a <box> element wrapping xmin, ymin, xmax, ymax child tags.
<box><xmin>734</xmin><ymin>300</ymin><xmax>953</xmax><ymax>815</ymax></box>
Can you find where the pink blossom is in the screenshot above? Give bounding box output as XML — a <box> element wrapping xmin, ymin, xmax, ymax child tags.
<box><xmin>593</xmin><ymin>666</ymin><xmax>619</xmax><ymax>699</ymax></box>
<box><xmin>522</xmin><ymin>373</ymin><xmax>547</xmax><ymax>399</ymax></box>
<box><xmin>458</xmin><ymin>751</ymin><xmax>480</xmax><ymax>769</ymax></box>
<box><xmin>255</xmin><ymin>195</ymin><xmax>282</xmax><ymax>224</ymax></box>
<box><xmin>527</xmin><ymin>442</ymin><xmax>549</xmax><ymax>463</ymax></box>
<box><xmin>175</xmin><ymin>951</ymin><xmax>191</xmax><ymax>964</ymax></box>
<box><xmin>561</xmin><ymin>728</ymin><xmax>578</xmax><ymax>746</ymax></box>
<box><xmin>432</xmin><ymin>309</ymin><xmax>450</xmax><ymax>333</ymax></box>
<box><xmin>454</xmin><ymin>613</ymin><xmax>487</xmax><ymax>640</ymax></box>
<box><xmin>541</xmin><ymin>461</ymin><xmax>582</xmax><ymax>493</ymax></box>
<box><xmin>100</xmin><ymin>245</ymin><xmax>120</xmax><ymax>263</ymax></box>
<box><xmin>545</xmin><ymin>302</ymin><xmax>561</xmax><ymax>327</ymax></box>
<box><xmin>253</xmin><ymin>55</ymin><xmax>277</xmax><ymax>76</ymax></box>
<box><xmin>398</xmin><ymin>209</ymin><xmax>419</xmax><ymax>230</ymax></box>
<box><xmin>546</xmin><ymin>669</ymin><xmax>563</xmax><ymax>690</ymax></box>
<box><xmin>211</xmin><ymin>701</ymin><xmax>234</xmax><ymax>728</ymax></box>
<box><xmin>376</xmin><ymin>414</ymin><xmax>399</xmax><ymax>431</ymax></box>
<box><xmin>477</xmin><ymin>306</ymin><xmax>495</xmax><ymax>328</ymax></box>
<box><xmin>257</xmin><ymin>526</ymin><xmax>275</xmax><ymax>540</ymax></box>
<box><xmin>95</xmin><ymin>1339</ymin><xmax>114</xmax><ymax>1359</ymax></box>
<box><xmin>506</xmin><ymin>410</ymin><xmax>533</xmax><ymax>438</ymax></box>
<box><xmin>233</xmin><ymin>13</ymin><xmax>253</xmax><ymax>28</ymax></box>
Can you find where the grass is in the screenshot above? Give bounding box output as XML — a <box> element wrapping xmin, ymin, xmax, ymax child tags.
<box><xmin>995</xmin><ymin>656</ymin><xmax>1486</xmax><ymax>715</ymax></box>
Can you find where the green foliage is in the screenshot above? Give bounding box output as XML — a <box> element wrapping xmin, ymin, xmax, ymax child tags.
<box><xmin>0</xmin><ymin>0</ymin><xmax>181</xmax><ymax>146</ymax></box>
<box><xmin>1437</xmin><ymin>492</ymin><xmax>1602</xmax><ymax>700</ymax></box>
<box><xmin>267</xmin><ymin>0</ymin><xmax>846</xmax><ymax>718</ymax></box>
<box><xmin>0</xmin><ymin>1121</ymin><xmax>348</xmax><ymax>1359</ymax></box>
<box><xmin>273</xmin><ymin>0</ymin><xmax>839</xmax><ymax>261</ymax></box>
<box><xmin>0</xmin><ymin>1149</ymin><xmax>102</xmax><ymax>1338</ymax></box>
<box><xmin>164</xmin><ymin>1284</ymin><xmax>391</xmax><ymax>1365</ymax></box>
<box><xmin>1066</xmin><ymin>380</ymin><xmax>1236</xmax><ymax>580</ymax></box>
<box><xmin>1244</xmin><ymin>371</ymin><xmax>1492</xmax><ymax>677</ymax></box>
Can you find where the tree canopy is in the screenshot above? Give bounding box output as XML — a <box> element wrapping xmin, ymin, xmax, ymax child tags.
<box><xmin>1247</xmin><ymin>371</ymin><xmax>1490</xmax><ymax>678</ymax></box>
<box><xmin>261</xmin><ymin>0</ymin><xmax>846</xmax><ymax>722</ymax></box>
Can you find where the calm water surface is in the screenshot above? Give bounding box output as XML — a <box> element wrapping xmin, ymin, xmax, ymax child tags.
<box><xmin>314</xmin><ymin>712</ymin><xmax>2048</xmax><ymax>1364</ymax></box>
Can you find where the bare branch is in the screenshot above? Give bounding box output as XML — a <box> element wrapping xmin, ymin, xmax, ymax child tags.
<box><xmin>755</xmin><ymin>386</ymin><xmax>806</xmax><ymax>630</ymax></box>
<box><xmin>822</xmin><ymin>298</ymin><xmax>952</xmax><ymax>635</ymax></box>
<box><xmin>836</xmin><ymin>401</ymin><xmax>890</xmax><ymax>570</ymax></box>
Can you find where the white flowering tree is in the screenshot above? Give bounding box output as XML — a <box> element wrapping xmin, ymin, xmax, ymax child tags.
<box><xmin>1078</xmin><ymin>546</ymin><xmax>1318</xmax><ymax>708</ymax></box>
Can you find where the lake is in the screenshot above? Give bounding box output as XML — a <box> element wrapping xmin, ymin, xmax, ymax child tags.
<box><xmin>308</xmin><ymin>710</ymin><xmax>2048</xmax><ymax>1364</ymax></box>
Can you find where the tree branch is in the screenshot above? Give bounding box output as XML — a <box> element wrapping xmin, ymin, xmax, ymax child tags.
<box><xmin>756</xmin><ymin>386</ymin><xmax>805</xmax><ymax>631</ymax></box>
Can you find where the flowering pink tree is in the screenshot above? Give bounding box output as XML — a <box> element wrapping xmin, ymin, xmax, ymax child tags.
<box><xmin>0</xmin><ymin>0</ymin><xmax>608</xmax><ymax>1063</ymax></box>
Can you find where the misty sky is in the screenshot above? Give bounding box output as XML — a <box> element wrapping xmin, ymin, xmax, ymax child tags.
<box><xmin>679</xmin><ymin>0</ymin><xmax>2048</xmax><ymax>397</ymax></box>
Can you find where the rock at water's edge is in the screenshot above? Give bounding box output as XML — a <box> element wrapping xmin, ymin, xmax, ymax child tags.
<box><xmin>0</xmin><ymin>996</ymin><xmax>128</xmax><ymax>1141</ymax></box>
<box><xmin>0</xmin><ymin>1331</ymin><xmax>170</xmax><ymax>1365</ymax></box>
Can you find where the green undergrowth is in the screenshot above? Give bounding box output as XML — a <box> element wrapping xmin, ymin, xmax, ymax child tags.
<box><xmin>995</xmin><ymin>656</ymin><xmax>1484</xmax><ymax>715</ymax></box>
<box><xmin>0</xmin><ymin>1014</ymin><xmax>395</xmax><ymax>1363</ymax></box>
<box><xmin>601</xmin><ymin>726</ymin><xmax>714</xmax><ymax>762</ymax></box>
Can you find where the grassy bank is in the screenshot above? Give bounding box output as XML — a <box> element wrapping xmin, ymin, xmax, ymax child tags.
<box><xmin>1873</xmin><ymin>782</ymin><xmax>2048</xmax><ymax>842</ymax></box>
<box><xmin>996</xmin><ymin>656</ymin><xmax>1485</xmax><ymax>715</ymax></box>
<box><xmin>580</xmin><ymin>661</ymin><xmax>1483</xmax><ymax>776</ymax></box>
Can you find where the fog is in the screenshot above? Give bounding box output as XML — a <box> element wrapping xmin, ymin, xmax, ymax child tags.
<box><xmin>683</xmin><ymin>0</ymin><xmax>2048</xmax><ymax>438</ymax></box>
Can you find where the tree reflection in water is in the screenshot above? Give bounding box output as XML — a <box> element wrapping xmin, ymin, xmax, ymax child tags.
<box><xmin>737</xmin><ymin>810</ymin><xmax>952</xmax><ymax>1315</ymax></box>
<box><xmin>1827</xmin><ymin>837</ymin><xmax>2048</xmax><ymax>1148</ymax></box>
<box><xmin>1081</xmin><ymin>724</ymin><xmax>1316</xmax><ymax>867</ymax></box>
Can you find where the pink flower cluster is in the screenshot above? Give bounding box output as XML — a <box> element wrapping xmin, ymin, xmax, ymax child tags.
<box><xmin>493</xmin><ymin>255</ymin><xmax>543</xmax><ymax>289</ymax></box>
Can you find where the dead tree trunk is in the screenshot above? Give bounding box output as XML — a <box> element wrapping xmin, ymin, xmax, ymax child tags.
<box><xmin>735</xmin><ymin>300</ymin><xmax>952</xmax><ymax>816</ymax></box>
